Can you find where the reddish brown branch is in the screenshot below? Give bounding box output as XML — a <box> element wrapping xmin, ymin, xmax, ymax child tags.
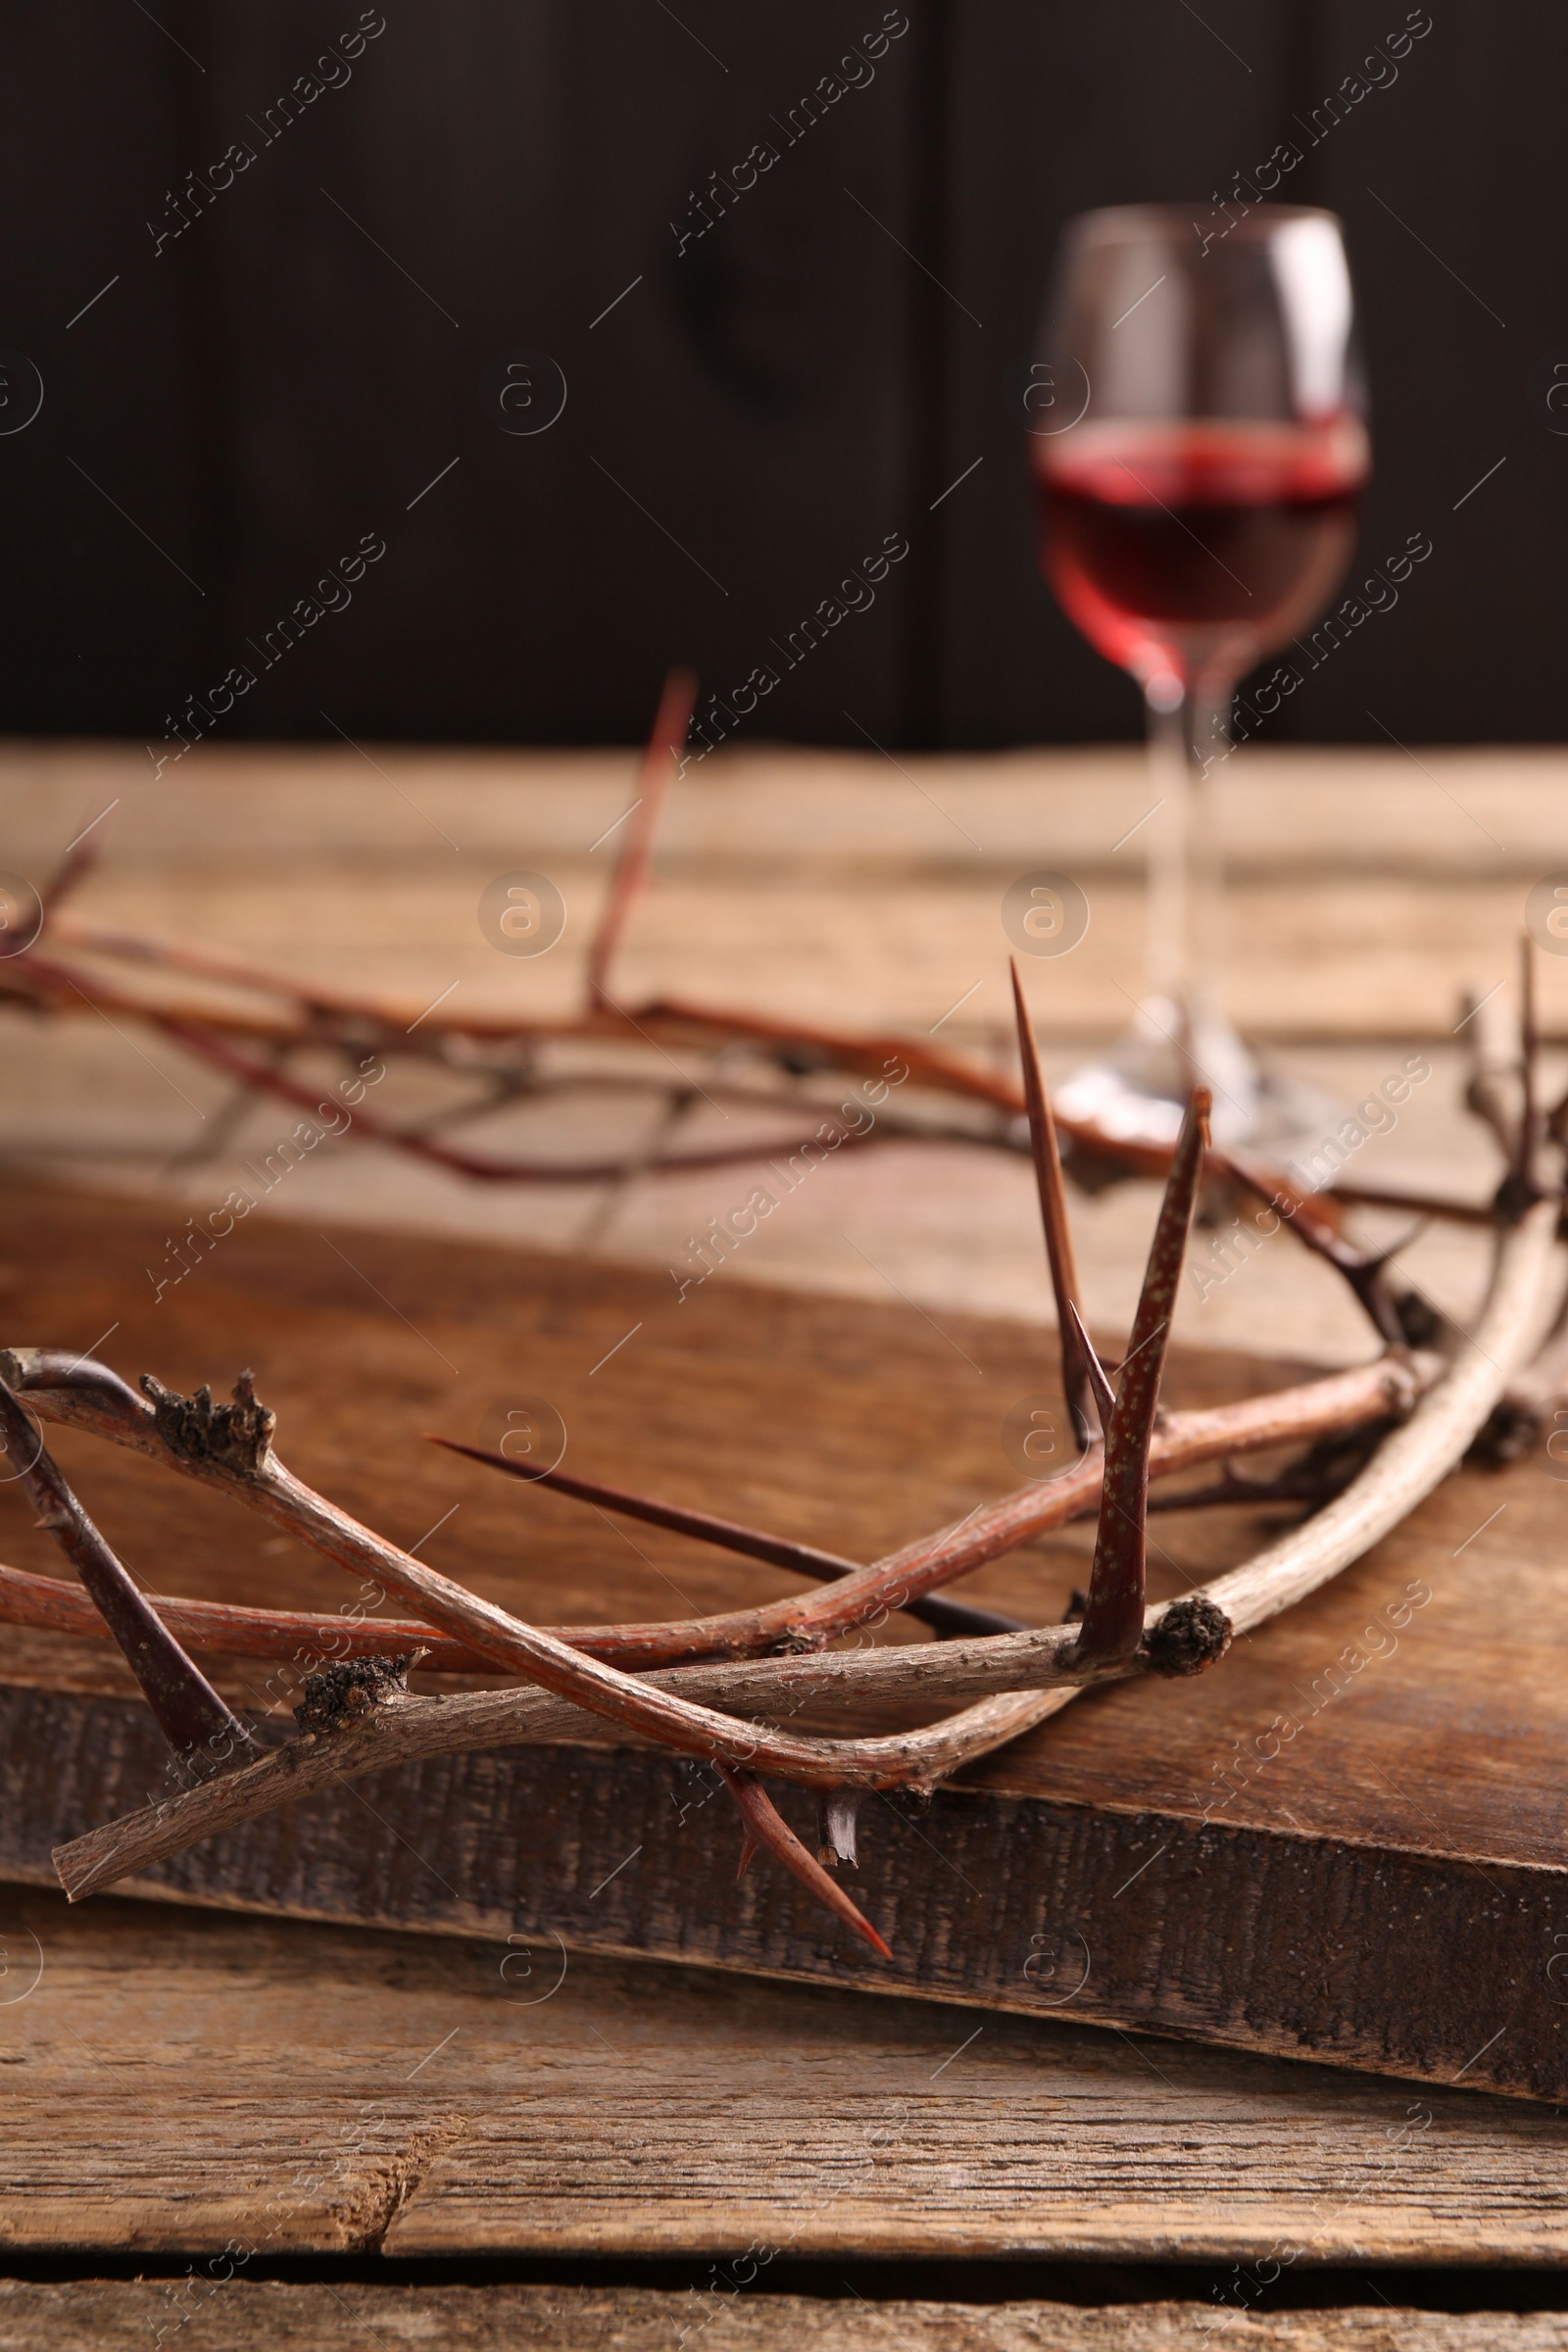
<box><xmin>45</xmin><ymin>1195</ymin><xmax>1565</xmax><ymax>1905</ymax></box>
<box><xmin>3</xmin><ymin>798</ymin><xmax>1500</xmax><ymax>1242</ymax></box>
<box><xmin>157</xmin><ymin>1009</ymin><xmax>903</xmax><ymax>1188</ymax></box>
<box><xmin>1229</xmin><ymin>1151</ymin><xmax>1413</xmax><ymax>1348</ymax></box>
<box><xmin>1075</xmin><ymin>1091</ymin><xmax>1209</xmax><ymax>1668</ymax></box>
<box><xmin>1320</xmin><ymin>1177</ymin><xmax>1495</xmax><ymax>1228</ymax></box>
<box><xmin>0</xmin><ymin>1347</ymin><xmax>1434</xmax><ymax>1673</ymax></box>
<box><xmin>0</xmin><ymin>1557</ymin><xmax>496</xmax><ymax>1671</ymax></box>
<box><xmin>24</xmin><ymin>905</ymin><xmax>1503</xmax><ymax>1248</ymax></box>
<box><xmin>40</xmin><ymin>827</ymin><xmax>111</xmax><ymax>916</ymax></box>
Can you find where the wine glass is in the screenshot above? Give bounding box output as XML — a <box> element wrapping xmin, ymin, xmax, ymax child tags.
<box><xmin>1029</xmin><ymin>204</ymin><xmax>1369</xmax><ymax>1149</ymax></box>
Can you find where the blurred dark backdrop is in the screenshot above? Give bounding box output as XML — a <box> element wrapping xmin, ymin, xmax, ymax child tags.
<box><xmin>1</xmin><ymin>1</ymin><xmax>1560</xmax><ymax>751</ymax></box>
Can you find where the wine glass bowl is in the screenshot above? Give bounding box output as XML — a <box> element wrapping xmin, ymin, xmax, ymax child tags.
<box><xmin>1040</xmin><ymin>413</ymin><xmax>1367</xmax><ymax>684</ymax></box>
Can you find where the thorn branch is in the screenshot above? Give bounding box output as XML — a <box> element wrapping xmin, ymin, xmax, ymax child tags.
<box><xmin>1075</xmin><ymin>1090</ymin><xmax>1210</xmax><ymax>1668</ymax></box>
<box><xmin>0</xmin><ymin>1377</ymin><xmax>252</xmax><ymax>1776</ymax></box>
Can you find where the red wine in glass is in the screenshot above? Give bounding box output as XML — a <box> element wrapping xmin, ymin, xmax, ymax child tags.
<box><xmin>1036</xmin><ymin>417</ymin><xmax>1366</xmax><ymax>683</ymax></box>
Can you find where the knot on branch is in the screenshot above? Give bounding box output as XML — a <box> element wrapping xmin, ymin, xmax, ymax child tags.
<box><xmin>1468</xmin><ymin>1395</ymin><xmax>1542</xmax><ymax>1469</ymax></box>
<box><xmin>763</xmin><ymin>1628</ymin><xmax>826</xmax><ymax>1657</ymax></box>
<box><xmin>139</xmin><ymin>1369</ymin><xmax>275</xmax><ymax>1471</ymax></box>
<box><xmin>1493</xmin><ymin>1168</ymin><xmax>1544</xmax><ymax>1230</ymax></box>
<box><xmin>1393</xmin><ymin>1291</ymin><xmax>1446</xmax><ymax>1350</ymax></box>
<box><xmin>295</xmin><ymin>1653</ymin><xmax>420</xmax><ymax>1737</ymax></box>
<box><xmin>1145</xmin><ymin>1594</ymin><xmax>1232</xmax><ymax>1677</ymax></box>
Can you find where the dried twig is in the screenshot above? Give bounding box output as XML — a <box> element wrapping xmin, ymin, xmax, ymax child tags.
<box><xmin>1320</xmin><ymin>1179</ymin><xmax>1495</xmax><ymax>1228</ymax></box>
<box><xmin>15</xmin><ymin>858</ymin><xmax>1568</xmax><ymax>1945</ymax></box>
<box><xmin>0</xmin><ymin>1355</ymin><xmax>1427</xmax><ymax>1673</ymax></box>
<box><xmin>1461</xmin><ymin>976</ymin><xmax>1522</xmax><ymax>1162</ymax></box>
<box><xmin>1516</xmin><ymin>932</ymin><xmax>1540</xmax><ymax>1201</ymax></box>
<box><xmin>1144</xmin><ymin>1426</ymin><xmax>1383</xmax><ymax>1515</ymax></box>
<box><xmin>0</xmin><ymin>1349</ymin><xmax>1437</xmax><ymax>1669</ymax></box>
<box><xmin>1227</xmin><ymin>1151</ymin><xmax>1416</xmax><ymax>1348</ymax></box>
<box><xmin>0</xmin><ymin>1557</ymin><xmax>496</xmax><ymax>1672</ymax></box>
<box><xmin>13</xmin><ymin>890</ymin><xmax>1509</xmax><ymax>1234</ymax></box>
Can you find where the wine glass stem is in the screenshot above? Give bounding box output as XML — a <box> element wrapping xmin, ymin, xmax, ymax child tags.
<box><xmin>1144</xmin><ymin>673</ymin><xmax>1229</xmax><ymax>1020</ymax></box>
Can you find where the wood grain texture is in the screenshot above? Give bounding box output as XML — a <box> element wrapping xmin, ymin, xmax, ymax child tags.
<box><xmin>4</xmin><ymin>2282</ymin><xmax>1568</xmax><ymax>2352</ymax></box>
<box><xmin>0</xmin><ymin>1183</ymin><xmax>1565</xmax><ymax>2104</ymax></box>
<box><xmin>8</xmin><ymin>743</ymin><xmax>1567</xmax><ymax>1378</ymax></box>
<box><xmin>2</xmin><ymin>1887</ymin><xmax>1568</xmax><ymax>2262</ymax></box>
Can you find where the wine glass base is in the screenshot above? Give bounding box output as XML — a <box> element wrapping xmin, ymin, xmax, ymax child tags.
<box><xmin>1053</xmin><ymin>997</ymin><xmax>1342</xmax><ymax>1159</ymax></box>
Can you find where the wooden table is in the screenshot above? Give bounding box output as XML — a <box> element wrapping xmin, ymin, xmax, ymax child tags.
<box><xmin>3</xmin><ymin>740</ymin><xmax>1567</xmax><ymax>2340</ymax></box>
<box><xmin>1</xmin><ymin>736</ymin><xmax>1560</xmax><ymax>1364</ymax></box>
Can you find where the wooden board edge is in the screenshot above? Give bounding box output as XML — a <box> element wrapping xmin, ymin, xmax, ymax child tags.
<box><xmin>4</xmin><ymin>1683</ymin><xmax>1566</xmax><ymax>2106</ymax></box>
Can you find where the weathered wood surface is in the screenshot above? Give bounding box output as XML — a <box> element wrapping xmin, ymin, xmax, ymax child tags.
<box><xmin>0</xmin><ymin>1183</ymin><xmax>1565</xmax><ymax>2105</ymax></box>
<box><xmin>3</xmin><ymin>2281</ymin><xmax>1568</xmax><ymax>2352</ymax></box>
<box><xmin>2</xmin><ymin>741</ymin><xmax>1553</xmax><ymax>1369</ymax></box>
<box><xmin>6</xmin><ymin>744</ymin><xmax>1568</xmax><ymax>1040</ymax></box>
<box><xmin>2</xmin><ymin>1887</ymin><xmax>1567</xmax><ymax>2262</ymax></box>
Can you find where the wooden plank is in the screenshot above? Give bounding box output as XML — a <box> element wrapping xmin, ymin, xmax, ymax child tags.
<box><xmin>0</xmin><ymin>1181</ymin><xmax>1564</xmax><ymax>2105</ymax></box>
<box><xmin>3</xmin><ymin>2281</ymin><xmax>1568</xmax><ymax>2352</ymax></box>
<box><xmin>5</xmin><ymin>739</ymin><xmax>1555</xmax><ymax>1374</ymax></box>
<box><xmin>2</xmin><ymin>1886</ymin><xmax>1567</xmax><ymax>2262</ymax></box>
<box><xmin>9</xmin><ymin>748</ymin><xmax>1568</xmax><ymax>1044</ymax></box>
<box><xmin>7</xmin><ymin>1699</ymin><xmax>1567</xmax><ymax>2110</ymax></box>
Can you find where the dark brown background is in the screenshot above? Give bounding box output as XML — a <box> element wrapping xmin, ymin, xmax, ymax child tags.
<box><xmin>0</xmin><ymin>0</ymin><xmax>1558</xmax><ymax>749</ymax></box>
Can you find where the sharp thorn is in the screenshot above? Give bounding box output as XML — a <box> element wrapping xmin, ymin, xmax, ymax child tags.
<box><xmin>425</xmin><ymin>1432</ymin><xmax>1026</xmax><ymax>1638</ymax></box>
<box><xmin>1009</xmin><ymin>957</ymin><xmax>1099</xmax><ymax>1446</ymax></box>
<box><xmin>719</xmin><ymin>1768</ymin><xmax>890</xmax><ymax>1959</ymax></box>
